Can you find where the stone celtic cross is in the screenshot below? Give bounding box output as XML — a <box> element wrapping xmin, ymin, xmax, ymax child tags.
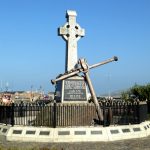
<box><xmin>58</xmin><ymin>10</ymin><xmax>85</xmax><ymax>72</ymax></box>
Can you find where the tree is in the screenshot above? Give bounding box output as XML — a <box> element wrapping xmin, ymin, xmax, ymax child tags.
<box><xmin>121</xmin><ymin>91</ymin><xmax>130</xmax><ymax>101</ymax></box>
<box><xmin>130</xmin><ymin>83</ymin><xmax>150</xmax><ymax>101</ymax></box>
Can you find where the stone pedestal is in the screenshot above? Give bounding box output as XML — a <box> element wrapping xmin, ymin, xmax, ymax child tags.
<box><xmin>55</xmin><ymin>76</ymin><xmax>88</xmax><ymax>102</ymax></box>
<box><xmin>55</xmin><ymin>10</ymin><xmax>87</xmax><ymax>103</ymax></box>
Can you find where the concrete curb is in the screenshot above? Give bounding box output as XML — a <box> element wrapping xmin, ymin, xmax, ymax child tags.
<box><xmin>0</xmin><ymin>121</ymin><xmax>150</xmax><ymax>142</ymax></box>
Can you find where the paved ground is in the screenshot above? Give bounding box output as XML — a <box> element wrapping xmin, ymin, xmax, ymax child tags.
<box><xmin>1</xmin><ymin>135</ymin><xmax>150</xmax><ymax>150</ymax></box>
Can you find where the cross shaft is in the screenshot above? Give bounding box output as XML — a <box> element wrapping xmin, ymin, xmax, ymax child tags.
<box><xmin>58</xmin><ymin>10</ymin><xmax>85</xmax><ymax>71</ymax></box>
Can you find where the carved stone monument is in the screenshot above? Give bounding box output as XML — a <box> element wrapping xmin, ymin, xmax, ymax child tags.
<box><xmin>59</xmin><ymin>10</ymin><xmax>85</xmax><ymax>71</ymax></box>
<box><xmin>52</xmin><ymin>10</ymin><xmax>118</xmax><ymax>120</ymax></box>
<box><xmin>55</xmin><ymin>10</ymin><xmax>88</xmax><ymax>102</ymax></box>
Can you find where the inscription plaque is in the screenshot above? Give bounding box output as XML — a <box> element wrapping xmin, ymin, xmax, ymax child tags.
<box><xmin>2</xmin><ymin>128</ymin><xmax>7</xmax><ymax>133</ymax></box>
<box><xmin>133</xmin><ymin>128</ymin><xmax>141</xmax><ymax>132</ymax></box>
<box><xmin>64</xmin><ymin>79</ymin><xmax>87</xmax><ymax>101</ymax></box>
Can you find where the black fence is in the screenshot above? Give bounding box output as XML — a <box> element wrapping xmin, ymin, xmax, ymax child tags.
<box><xmin>147</xmin><ymin>101</ymin><xmax>150</xmax><ymax>114</ymax></box>
<box><xmin>0</xmin><ymin>101</ymin><xmax>148</xmax><ymax>128</ymax></box>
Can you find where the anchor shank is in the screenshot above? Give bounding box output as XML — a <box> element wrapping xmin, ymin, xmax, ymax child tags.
<box><xmin>89</xmin><ymin>56</ymin><xmax>118</xmax><ymax>70</ymax></box>
<box><xmin>51</xmin><ymin>56</ymin><xmax>118</xmax><ymax>85</ymax></box>
<box><xmin>84</xmin><ymin>71</ymin><xmax>103</xmax><ymax>121</ymax></box>
<box><xmin>51</xmin><ymin>69</ymin><xmax>81</xmax><ymax>84</ymax></box>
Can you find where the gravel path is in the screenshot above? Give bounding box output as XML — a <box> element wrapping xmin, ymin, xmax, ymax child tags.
<box><xmin>1</xmin><ymin>135</ymin><xmax>150</xmax><ymax>150</ymax></box>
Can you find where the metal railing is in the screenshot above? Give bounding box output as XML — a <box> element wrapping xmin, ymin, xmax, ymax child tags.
<box><xmin>0</xmin><ymin>101</ymin><xmax>147</xmax><ymax>127</ymax></box>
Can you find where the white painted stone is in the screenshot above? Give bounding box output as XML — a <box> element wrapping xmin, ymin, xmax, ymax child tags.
<box><xmin>55</xmin><ymin>10</ymin><xmax>87</xmax><ymax>102</ymax></box>
<box><xmin>59</xmin><ymin>10</ymin><xmax>85</xmax><ymax>71</ymax></box>
<box><xmin>1</xmin><ymin>121</ymin><xmax>150</xmax><ymax>143</ymax></box>
<box><xmin>0</xmin><ymin>124</ymin><xmax>10</xmax><ymax>136</ymax></box>
<box><xmin>67</xmin><ymin>10</ymin><xmax>77</xmax><ymax>16</ymax></box>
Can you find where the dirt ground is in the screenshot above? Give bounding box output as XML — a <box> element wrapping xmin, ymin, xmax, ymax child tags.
<box><xmin>1</xmin><ymin>135</ymin><xmax>150</xmax><ymax>150</ymax></box>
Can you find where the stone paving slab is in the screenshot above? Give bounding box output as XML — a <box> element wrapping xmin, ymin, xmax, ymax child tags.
<box><xmin>1</xmin><ymin>135</ymin><xmax>150</xmax><ymax>150</ymax></box>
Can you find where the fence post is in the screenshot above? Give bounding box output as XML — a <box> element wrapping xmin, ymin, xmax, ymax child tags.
<box><xmin>103</xmin><ymin>101</ymin><xmax>106</xmax><ymax>127</ymax></box>
<box><xmin>53</xmin><ymin>102</ymin><xmax>57</xmax><ymax>128</ymax></box>
<box><xmin>11</xmin><ymin>103</ymin><xmax>15</xmax><ymax>126</ymax></box>
<box><xmin>138</xmin><ymin>101</ymin><xmax>148</xmax><ymax>123</ymax></box>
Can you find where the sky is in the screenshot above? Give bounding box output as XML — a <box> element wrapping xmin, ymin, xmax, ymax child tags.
<box><xmin>0</xmin><ymin>0</ymin><xmax>150</xmax><ymax>95</ymax></box>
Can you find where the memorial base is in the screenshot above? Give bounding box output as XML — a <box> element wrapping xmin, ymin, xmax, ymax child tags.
<box><xmin>55</xmin><ymin>76</ymin><xmax>88</xmax><ymax>103</ymax></box>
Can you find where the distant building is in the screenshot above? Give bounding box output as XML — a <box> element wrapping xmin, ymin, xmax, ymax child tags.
<box><xmin>48</xmin><ymin>92</ymin><xmax>55</xmax><ymax>100</ymax></box>
<box><xmin>0</xmin><ymin>91</ymin><xmax>15</xmax><ymax>104</ymax></box>
<box><xmin>0</xmin><ymin>90</ymin><xmax>54</xmax><ymax>104</ymax></box>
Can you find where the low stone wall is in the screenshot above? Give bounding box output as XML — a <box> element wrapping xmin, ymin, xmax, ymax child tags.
<box><xmin>0</xmin><ymin>121</ymin><xmax>150</xmax><ymax>142</ymax></box>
